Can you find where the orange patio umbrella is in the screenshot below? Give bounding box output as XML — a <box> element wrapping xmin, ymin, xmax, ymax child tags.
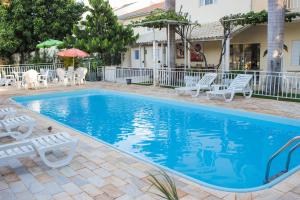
<box><xmin>57</xmin><ymin>48</ymin><xmax>90</xmax><ymax>66</ymax></box>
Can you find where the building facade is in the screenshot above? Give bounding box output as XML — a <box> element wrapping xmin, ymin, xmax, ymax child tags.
<box><xmin>119</xmin><ymin>0</ymin><xmax>300</xmax><ymax>72</ymax></box>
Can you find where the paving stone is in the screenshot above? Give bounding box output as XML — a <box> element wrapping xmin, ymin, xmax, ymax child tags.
<box><xmin>0</xmin><ymin>181</ymin><xmax>9</xmax><ymax>190</ymax></box>
<box><xmin>77</xmin><ymin>168</ymin><xmax>95</xmax><ymax>178</ymax></box>
<box><xmin>28</xmin><ymin>181</ymin><xmax>45</xmax><ymax>194</ymax></box>
<box><xmin>81</xmin><ymin>184</ymin><xmax>103</xmax><ymax>197</ymax></box>
<box><xmin>0</xmin><ymin>189</ymin><xmax>15</xmax><ymax>200</ymax></box>
<box><xmin>99</xmin><ymin>184</ymin><xmax>125</xmax><ymax>199</ymax></box>
<box><xmin>9</xmin><ymin>181</ymin><xmax>27</xmax><ymax>193</ymax></box>
<box><xmin>15</xmin><ymin>191</ymin><xmax>35</xmax><ymax>200</ymax></box>
<box><xmin>34</xmin><ymin>190</ymin><xmax>52</xmax><ymax>200</ymax></box>
<box><xmin>72</xmin><ymin>192</ymin><xmax>93</xmax><ymax>200</ymax></box>
<box><xmin>53</xmin><ymin>192</ymin><xmax>73</xmax><ymax>200</ymax></box>
<box><xmin>292</xmin><ymin>185</ymin><xmax>300</xmax><ymax>195</ymax></box>
<box><xmin>104</xmin><ymin>175</ymin><xmax>127</xmax><ymax>187</ymax></box>
<box><xmin>278</xmin><ymin>192</ymin><xmax>300</xmax><ymax>200</ymax></box>
<box><xmin>59</xmin><ymin>166</ymin><xmax>77</xmax><ymax>177</ymax></box>
<box><xmin>93</xmin><ymin>168</ymin><xmax>111</xmax><ymax>178</ymax></box>
<box><xmin>87</xmin><ymin>176</ymin><xmax>105</xmax><ymax>188</ymax></box>
<box><xmin>62</xmin><ymin>182</ymin><xmax>82</xmax><ymax>195</ymax></box>
<box><xmin>35</xmin><ymin>173</ymin><xmax>53</xmax><ymax>183</ymax></box>
<box><xmin>43</xmin><ymin>181</ymin><xmax>64</xmax><ymax>195</ymax></box>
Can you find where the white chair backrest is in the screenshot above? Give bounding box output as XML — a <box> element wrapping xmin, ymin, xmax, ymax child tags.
<box><xmin>228</xmin><ymin>74</ymin><xmax>253</xmax><ymax>90</ymax></box>
<box><xmin>40</xmin><ymin>69</ymin><xmax>49</xmax><ymax>77</ymax></box>
<box><xmin>56</xmin><ymin>68</ymin><xmax>66</xmax><ymax>81</ymax></box>
<box><xmin>197</xmin><ymin>73</ymin><xmax>217</xmax><ymax>86</ymax></box>
<box><xmin>24</xmin><ymin>70</ymin><xmax>38</xmax><ymax>85</ymax></box>
<box><xmin>75</xmin><ymin>67</ymin><xmax>88</xmax><ymax>79</ymax></box>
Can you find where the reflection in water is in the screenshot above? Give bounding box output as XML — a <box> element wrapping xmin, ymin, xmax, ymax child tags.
<box><xmin>18</xmin><ymin>92</ymin><xmax>300</xmax><ymax>189</ymax></box>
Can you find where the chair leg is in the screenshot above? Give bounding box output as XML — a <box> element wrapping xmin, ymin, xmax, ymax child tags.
<box><xmin>243</xmin><ymin>90</ymin><xmax>253</xmax><ymax>99</ymax></box>
<box><xmin>224</xmin><ymin>91</ymin><xmax>235</xmax><ymax>102</ymax></box>
<box><xmin>9</xmin><ymin>123</ymin><xmax>34</xmax><ymax>140</ymax></box>
<box><xmin>37</xmin><ymin>142</ymin><xmax>78</xmax><ymax>168</ymax></box>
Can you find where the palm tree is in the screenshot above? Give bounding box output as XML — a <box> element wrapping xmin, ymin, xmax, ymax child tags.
<box><xmin>165</xmin><ymin>0</ymin><xmax>176</xmax><ymax>68</ymax></box>
<box><xmin>267</xmin><ymin>0</ymin><xmax>285</xmax><ymax>94</ymax></box>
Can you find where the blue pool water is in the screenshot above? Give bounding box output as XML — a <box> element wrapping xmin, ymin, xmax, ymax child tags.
<box><xmin>13</xmin><ymin>90</ymin><xmax>300</xmax><ymax>191</ymax></box>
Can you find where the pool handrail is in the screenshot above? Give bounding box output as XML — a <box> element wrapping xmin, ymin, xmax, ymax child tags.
<box><xmin>265</xmin><ymin>136</ymin><xmax>300</xmax><ymax>183</ymax></box>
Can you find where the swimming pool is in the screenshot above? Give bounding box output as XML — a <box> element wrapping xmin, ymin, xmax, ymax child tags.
<box><xmin>13</xmin><ymin>90</ymin><xmax>300</xmax><ymax>192</ymax></box>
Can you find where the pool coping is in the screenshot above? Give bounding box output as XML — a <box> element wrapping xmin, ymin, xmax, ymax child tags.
<box><xmin>10</xmin><ymin>88</ymin><xmax>300</xmax><ymax>193</ymax></box>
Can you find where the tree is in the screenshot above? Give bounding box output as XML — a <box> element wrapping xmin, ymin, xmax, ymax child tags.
<box><xmin>165</xmin><ymin>0</ymin><xmax>176</xmax><ymax>68</ymax></box>
<box><xmin>0</xmin><ymin>0</ymin><xmax>85</xmax><ymax>63</ymax></box>
<box><xmin>266</xmin><ymin>0</ymin><xmax>285</xmax><ymax>94</ymax></box>
<box><xmin>65</xmin><ymin>0</ymin><xmax>137</xmax><ymax>65</ymax></box>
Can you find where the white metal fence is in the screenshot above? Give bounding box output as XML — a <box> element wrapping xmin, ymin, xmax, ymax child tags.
<box><xmin>103</xmin><ymin>67</ymin><xmax>153</xmax><ymax>85</ymax></box>
<box><xmin>103</xmin><ymin>67</ymin><xmax>300</xmax><ymax>100</ymax></box>
<box><xmin>0</xmin><ymin>63</ymin><xmax>64</xmax><ymax>76</ymax></box>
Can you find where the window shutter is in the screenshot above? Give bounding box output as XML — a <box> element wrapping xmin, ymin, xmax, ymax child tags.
<box><xmin>291</xmin><ymin>41</ymin><xmax>300</xmax><ymax>66</ymax></box>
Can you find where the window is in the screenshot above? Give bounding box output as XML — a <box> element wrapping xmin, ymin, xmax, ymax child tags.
<box><xmin>230</xmin><ymin>43</ymin><xmax>260</xmax><ymax>70</ymax></box>
<box><xmin>134</xmin><ymin>50</ymin><xmax>140</xmax><ymax>60</ymax></box>
<box><xmin>200</xmin><ymin>0</ymin><xmax>217</xmax><ymax>6</ymax></box>
<box><xmin>291</xmin><ymin>41</ymin><xmax>300</xmax><ymax>66</ymax></box>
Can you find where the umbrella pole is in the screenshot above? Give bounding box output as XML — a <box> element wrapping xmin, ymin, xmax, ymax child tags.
<box><xmin>73</xmin><ymin>57</ymin><xmax>75</xmax><ymax>67</ymax></box>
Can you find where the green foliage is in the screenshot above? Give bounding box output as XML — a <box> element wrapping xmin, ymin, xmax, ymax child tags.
<box><xmin>148</xmin><ymin>170</ymin><xmax>179</xmax><ymax>200</ymax></box>
<box><xmin>0</xmin><ymin>0</ymin><xmax>85</xmax><ymax>62</ymax></box>
<box><xmin>132</xmin><ymin>9</ymin><xmax>189</xmax><ymax>29</ymax></box>
<box><xmin>66</xmin><ymin>0</ymin><xmax>137</xmax><ymax>65</ymax></box>
<box><xmin>0</xmin><ymin>6</ymin><xmax>19</xmax><ymax>57</ymax></box>
<box><xmin>220</xmin><ymin>10</ymin><xmax>300</xmax><ymax>31</ymax></box>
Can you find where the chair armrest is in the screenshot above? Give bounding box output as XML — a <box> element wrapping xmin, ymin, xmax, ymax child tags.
<box><xmin>212</xmin><ymin>84</ymin><xmax>227</xmax><ymax>91</ymax></box>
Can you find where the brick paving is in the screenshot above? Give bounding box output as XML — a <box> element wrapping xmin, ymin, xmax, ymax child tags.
<box><xmin>0</xmin><ymin>82</ymin><xmax>299</xmax><ymax>200</ymax></box>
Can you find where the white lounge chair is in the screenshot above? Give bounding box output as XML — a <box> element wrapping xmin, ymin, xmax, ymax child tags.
<box><xmin>0</xmin><ymin>132</ymin><xmax>78</xmax><ymax>168</ymax></box>
<box><xmin>206</xmin><ymin>74</ymin><xmax>253</xmax><ymax>102</ymax></box>
<box><xmin>0</xmin><ymin>115</ymin><xmax>35</xmax><ymax>140</ymax></box>
<box><xmin>0</xmin><ymin>107</ymin><xmax>16</xmax><ymax>120</ymax></box>
<box><xmin>74</xmin><ymin>67</ymin><xmax>88</xmax><ymax>85</ymax></box>
<box><xmin>175</xmin><ymin>73</ymin><xmax>217</xmax><ymax>97</ymax></box>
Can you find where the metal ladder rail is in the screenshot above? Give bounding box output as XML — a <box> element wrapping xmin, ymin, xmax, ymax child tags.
<box><xmin>264</xmin><ymin>136</ymin><xmax>300</xmax><ymax>183</ymax></box>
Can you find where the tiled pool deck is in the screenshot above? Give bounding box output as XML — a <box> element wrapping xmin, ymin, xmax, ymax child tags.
<box><xmin>0</xmin><ymin>82</ymin><xmax>300</xmax><ymax>200</ymax></box>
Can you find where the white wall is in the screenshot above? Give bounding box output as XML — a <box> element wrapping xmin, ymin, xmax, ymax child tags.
<box><xmin>176</xmin><ymin>0</ymin><xmax>252</xmax><ymax>23</ymax></box>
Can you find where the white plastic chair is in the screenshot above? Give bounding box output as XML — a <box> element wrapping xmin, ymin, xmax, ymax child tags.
<box><xmin>38</xmin><ymin>69</ymin><xmax>49</xmax><ymax>88</ymax></box>
<box><xmin>175</xmin><ymin>73</ymin><xmax>217</xmax><ymax>96</ymax></box>
<box><xmin>67</xmin><ymin>66</ymin><xmax>75</xmax><ymax>85</ymax></box>
<box><xmin>56</xmin><ymin>68</ymin><xmax>68</xmax><ymax>86</ymax></box>
<box><xmin>207</xmin><ymin>74</ymin><xmax>253</xmax><ymax>102</ymax></box>
<box><xmin>24</xmin><ymin>70</ymin><xmax>39</xmax><ymax>89</ymax></box>
<box><xmin>74</xmin><ymin>67</ymin><xmax>88</xmax><ymax>85</ymax></box>
<box><xmin>0</xmin><ymin>115</ymin><xmax>36</xmax><ymax>140</ymax></box>
<box><xmin>0</xmin><ymin>132</ymin><xmax>78</xmax><ymax>168</ymax></box>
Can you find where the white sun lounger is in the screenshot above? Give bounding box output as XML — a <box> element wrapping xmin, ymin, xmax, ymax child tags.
<box><xmin>206</xmin><ymin>74</ymin><xmax>253</xmax><ymax>102</ymax></box>
<box><xmin>0</xmin><ymin>132</ymin><xmax>78</xmax><ymax>168</ymax></box>
<box><xmin>175</xmin><ymin>73</ymin><xmax>218</xmax><ymax>97</ymax></box>
<box><xmin>0</xmin><ymin>115</ymin><xmax>35</xmax><ymax>140</ymax></box>
<box><xmin>0</xmin><ymin>107</ymin><xmax>16</xmax><ymax>120</ymax></box>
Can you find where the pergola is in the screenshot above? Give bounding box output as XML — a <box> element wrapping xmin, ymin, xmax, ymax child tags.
<box><xmin>134</xmin><ymin>19</ymin><xmax>197</xmax><ymax>70</ymax></box>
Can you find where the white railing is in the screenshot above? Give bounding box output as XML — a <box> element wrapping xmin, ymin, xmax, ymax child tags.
<box><xmin>157</xmin><ymin>69</ymin><xmax>300</xmax><ymax>100</ymax></box>
<box><xmin>104</xmin><ymin>67</ymin><xmax>153</xmax><ymax>85</ymax></box>
<box><xmin>286</xmin><ymin>0</ymin><xmax>300</xmax><ymax>11</ymax></box>
<box><xmin>0</xmin><ymin>63</ymin><xmax>64</xmax><ymax>76</ymax></box>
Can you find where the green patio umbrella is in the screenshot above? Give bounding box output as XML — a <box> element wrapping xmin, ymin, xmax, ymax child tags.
<box><xmin>36</xmin><ymin>39</ymin><xmax>64</xmax><ymax>48</ymax></box>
